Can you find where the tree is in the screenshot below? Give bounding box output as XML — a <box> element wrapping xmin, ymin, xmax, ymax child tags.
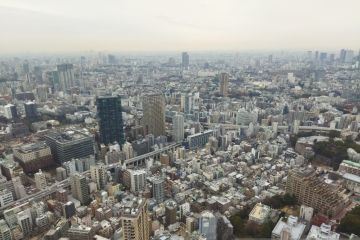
<box><xmin>338</xmin><ymin>206</ymin><xmax>360</xmax><ymax>235</ymax></box>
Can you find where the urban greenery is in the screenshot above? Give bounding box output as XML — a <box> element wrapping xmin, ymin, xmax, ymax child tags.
<box><xmin>337</xmin><ymin>206</ymin><xmax>360</xmax><ymax>236</ymax></box>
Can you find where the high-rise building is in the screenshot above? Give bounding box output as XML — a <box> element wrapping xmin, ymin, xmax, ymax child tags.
<box><xmin>4</xmin><ymin>104</ymin><xmax>18</xmax><ymax>120</ymax></box>
<box><xmin>152</xmin><ymin>178</ymin><xmax>165</xmax><ymax>203</ymax></box>
<box><xmin>345</xmin><ymin>50</ymin><xmax>354</xmax><ymax>63</ymax></box>
<box><xmin>13</xmin><ymin>142</ymin><xmax>54</xmax><ymax>174</ymax></box>
<box><xmin>286</xmin><ymin>167</ymin><xmax>348</xmax><ymax>217</ymax></box>
<box><xmin>0</xmin><ymin>219</ymin><xmax>11</xmax><ymax>240</ymax></box>
<box><xmin>142</xmin><ymin>93</ymin><xmax>165</xmax><ymax>137</ymax></box>
<box><xmin>45</xmin><ymin>129</ymin><xmax>94</xmax><ymax>164</ymax></box>
<box><xmin>120</xmin><ymin>197</ymin><xmax>149</xmax><ymax>240</ymax></box>
<box><xmin>219</xmin><ymin>73</ymin><xmax>229</xmax><ymax>97</ymax></box>
<box><xmin>123</xmin><ymin>142</ymin><xmax>134</xmax><ymax>160</ymax></box>
<box><xmin>172</xmin><ymin>114</ymin><xmax>184</xmax><ymax>142</ymax></box>
<box><xmin>0</xmin><ymin>189</ymin><xmax>14</xmax><ymax>207</ymax></box>
<box><xmin>90</xmin><ymin>164</ymin><xmax>107</xmax><ymax>190</ymax></box>
<box><xmin>24</xmin><ymin>101</ymin><xmax>37</xmax><ymax>120</ymax></box>
<box><xmin>165</xmin><ymin>200</ymin><xmax>177</xmax><ymax>227</ymax></box>
<box><xmin>340</xmin><ymin>49</ymin><xmax>346</xmax><ymax>62</ymax></box>
<box><xmin>199</xmin><ymin>211</ymin><xmax>217</xmax><ymax>240</ymax></box>
<box><xmin>96</xmin><ymin>95</ymin><xmax>124</xmax><ymax>145</ymax></box>
<box><xmin>34</xmin><ymin>169</ymin><xmax>47</xmax><ymax>190</ymax></box>
<box><xmin>70</xmin><ymin>173</ymin><xmax>90</xmax><ymax>204</ymax></box>
<box><xmin>130</xmin><ymin>170</ymin><xmax>146</xmax><ymax>193</ymax></box>
<box><xmin>17</xmin><ymin>210</ymin><xmax>32</xmax><ymax>236</ymax></box>
<box><xmin>63</xmin><ymin>201</ymin><xmax>76</xmax><ymax>219</ymax></box>
<box><xmin>57</xmin><ymin>64</ymin><xmax>74</xmax><ymax>92</ymax></box>
<box><xmin>181</xmin><ymin>52</ymin><xmax>189</xmax><ymax>70</ymax></box>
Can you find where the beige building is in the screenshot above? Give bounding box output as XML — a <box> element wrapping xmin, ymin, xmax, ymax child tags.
<box><xmin>142</xmin><ymin>93</ymin><xmax>165</xmax><ymax>137</ymax></box>
<box><xmin>286</xmin><ymin>167</ymin><xmax>348</xmax><ymax>217</ymax></box>
<box><xmin>249</xmin><ymin>203</ymin><xmax>271</xmax><ymax>224</ymax></box>
<box><xmin>219</xmin><ymin>72</ymin><xmax>229</xmax><ymax>97</ymax></box>
<box><xmin>120</xmin><ymin>197</ymin><xmax>149</xmax><ymax>240</ymax></box>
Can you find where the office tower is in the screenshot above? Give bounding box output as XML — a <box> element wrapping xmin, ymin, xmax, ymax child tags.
<box><xmin>123</xmin><ymin>142</ymin><xmax>134</xmax><ymax>159</ymax></box>
<box><xmin>70</xmin><ymin>173</ymin><xmax>90</xmax><ymax>204</ymax></box>
<box><xmin>286</xmin><ymin>167</ymin><xmax>347</xmax><ymax>217</ymax></box>
<box><xmin>184</xmin><ymin>93</ymin><xmax>193</xmax><ymax>114</ymax></box>
<box><xmin>24</xmin><ymin>101</ymin><xmax>37</xmax><ymax>120</ymax></box>
<box><xmin>181</xmin><ymin>52</ymin><xmax>189</xmax><ymax>70</ymax></box>
<box><xmin>340</xmin><ymin>49</ymin><xmax>346</xmax><ymax>62</ymax></box>
<box><xmin>152</xmin><ymin>178</ymin><xmax>164</xmax><ymax>203</ymax></box>
<box><xmin>0</xmin><ymin>219</ymin><xmax>11</xmax><ymax>240</ymax></box>
<box><xmin>142</xmin><ymin>93</ymin><xmax>165</xmax><ymax>137</ymax></box>
<box><xmin>219</xmin><ymin>73</ymin><xmax>229</xmax><ymax>97</ymax></box>
<box><xmin>165</xmin><ymin>200</ymin><xmax>177</xmax><ymax>226</ymax></box>
<box><xmin>120</xmin><ymin>197</ymin><xmax>149</xmax><ymax>240</ymax></box>
<box><xmin>96</xmin><ymin>95</ymin><xmax>125</xmax><ymax>145</ymax></box>
<box><xmin>345</xmin><ymin>50</ymin><xmax>354</xmax><ymax>63</ymax></box>
<box><xmin>172</xmin><ymin>114</ymin><xmax>184</xmax><ymax>142</ymax></box>
<box><xmin>314</xmin><ymin>51</ymin><xmax>319</xmax><ymax>60</ymax></box>
<box><xmin>63</xmin><ymin>201</ymin><xmax>76</xmax><ymax>219</ymax></box>
<box><xmin>90</xmin><ymin>164</ymin><xmax>107</xmax><ymax>190</ymax></box>
<box><xmin>319</xmin><ymin>52</ymin><xmax>327</xmax><ymax>62</ymax></box>
<box><xmin>108</xmin><ymin>54</ymin><xmax>117</xmax><ymax>64</ymax></box>
<box><xmin>34</xmin><ymin>169</ymin><xmax>47</xmax><ymax>190</ymax></box>
<box><xmin>57</xmin><ymin>64</ymin><xmax>74</xmax><ymax>92</ymax></box>
<box><xmin>13</xmin><ymin>142</ymin><xmax>54</xmax><ymax>174</ymax></box>
<box><xmin>0</xmin><ymin>189</ymin><xmax>13</xmax><ymax>207</ymax></box>
<box><xmin>199</xmin><ymin>211</ymin><xmax>217</xmax><ymax>240</ymax></box>
<box><xmin>17</xmin><ymin>210</ymin><xmax>32</xmax><ymax>236</ymax></box>
<box><xmin>187</xmin><ymin>130</ymin><xmax>214</xmax><ymax>150</ymax></box>
<box><xmin>45</xmin><ymin>129</ymin><xmax>94</xmax><ymax>164</ymax></box>
<box><xmin>329</xmin><ymin>53</ymin><xmax>335</xmax><ymax>63</ymax></box>
<box><xmin>4</xmin><ymin>104</ymin><xmax>18</xmax><ymax>120</ymax></box>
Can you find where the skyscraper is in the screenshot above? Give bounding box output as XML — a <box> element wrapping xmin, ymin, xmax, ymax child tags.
<box><xmin>172</xmin><ymin>114</ymin><xmax>184</xmax><ymax>142</ymax></box>
<box><xmin>70</xmin><ymin>173</ymin><xmax>90</xmax><ymax>204</ymax></box>
<box><xmin>24</xmin><ymin>101</ymin><xmax>38</xmax><ymax>120</ymax></box>
<box><xmin>219</xmin><ymin>73</ymin><xmax>229</xmax><ymax>97</ymax></box>
<box><xmin>142</xmin><ymin>93</ymin><xmax>165</xmax><ymax>137</ymax></box>
<box><xmin>181</xmin><ymin>52</ymin><xmax>189</xmax><ymax>70</ymax></box>
<box><xmin>120</xmin><ymin>197</ymin><xmax>149</xmax><ymax>240</ymax></box>
<box><xmin>152</xmin><ymin>178</ymin><xmax>165</xmax><ymax>203</ymax></box>
<box><xmin>57</xmin><ymin>64</ymin><xmax>74</xmax><ymax>92</ymax></box>
<box><xmin>199</xmin><ymin>211</ymin><xmax>217</xmax><ymax>240</ymax></box>
<box><xmin>96</xmin><ymin>95</ymin><xmax>125</xmax><ymax>145</ymax></box>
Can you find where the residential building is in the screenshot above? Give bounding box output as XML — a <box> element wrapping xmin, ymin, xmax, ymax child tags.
<box><xmin>142</xmin><ymin>93</ymin><xmax>165</xmax><ymax>137</ymax></box>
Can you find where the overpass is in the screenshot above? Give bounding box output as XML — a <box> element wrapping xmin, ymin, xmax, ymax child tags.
<box><xmin>211</xmin><ymin>123</ymin><xmax>340</xmax><ymax>133</ymax></box>
<box><xmin>0</xmin><ymin>143</ymin><xmax>181</xmax><ymax>215</ymax></box>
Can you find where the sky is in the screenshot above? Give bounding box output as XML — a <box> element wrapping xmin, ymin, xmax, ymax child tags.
<box><xmin>0</xmin><ymin>0</ymin><xmax>359</xmax><ymax>53</ymax></box>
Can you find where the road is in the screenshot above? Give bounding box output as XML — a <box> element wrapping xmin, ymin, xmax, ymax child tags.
<box><xmin>0</xmin><ymin>143</ymin><xmax>180</xmax><ymax>214</ymax></box>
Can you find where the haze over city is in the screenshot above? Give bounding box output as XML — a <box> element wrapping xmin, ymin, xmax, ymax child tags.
<box><xmin>1</xmin><ymin>0</ymin><xmax>360</xmax><ymax>53</ymax></box>
<box><xmin>0</xmin><ymin>1</ymin><xmax>360</xmax><ymax>240</ymax></box>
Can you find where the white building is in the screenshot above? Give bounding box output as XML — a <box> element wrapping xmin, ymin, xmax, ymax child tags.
<box><xmin>272</xmin><ymin>216</ymin><xmax>306</xmax><ymax>240</ymax></box>
<box><xmin>130</xmin><ymin>169</ymin><xmax>146</xmax><ymax>193</ymax></box>
<box><xmin>299</xmin><ymin>205</ymin><xmax>314</xmax><ymax>222</ymax></box>
<box><xmin>123</xmin><ymin>141</ymin><xmax>134</xmax><ymax>160</ymax></box>
<box><xmin>306</xmin><ymin>223</ymin><xmax>339</xmax><ymax>240</ymax></box>
<box><xmin>0</xmin><ymin>189</ymin><xmax>14</xmax><ymax>207</ymax></box>
<box><xmin>34</xmin><ymin>169</ymin><xmax>47</xmax><ymax>190</ymax></box>
<box><xmin>90</xmin><ymin>164</ymin><xmax>107</xmax><ymax>190</ymax></box>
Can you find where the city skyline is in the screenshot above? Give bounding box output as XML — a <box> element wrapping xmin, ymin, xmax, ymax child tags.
<box><xmin>0</xmin><ymin>0</ymin><xmax>360</xmax><ymax>53</ymax></box>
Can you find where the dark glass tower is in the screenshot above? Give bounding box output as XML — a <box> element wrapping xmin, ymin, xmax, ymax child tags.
<box><xmin>96</xmin><ymin>95</ymin><xmax>124</xmax><ymax>145</ymax></box>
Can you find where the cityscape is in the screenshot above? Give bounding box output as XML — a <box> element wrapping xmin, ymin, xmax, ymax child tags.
<box><xmin>1</xmin><ymin>1</ymin><xmax>360</xmax><ymax>240</ymax></box>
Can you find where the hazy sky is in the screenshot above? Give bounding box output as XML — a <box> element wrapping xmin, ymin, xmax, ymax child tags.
<box><xmin>0</xmin><ymin>0</ymin><xmax>359</xmax><ymax>53</ymax></box>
